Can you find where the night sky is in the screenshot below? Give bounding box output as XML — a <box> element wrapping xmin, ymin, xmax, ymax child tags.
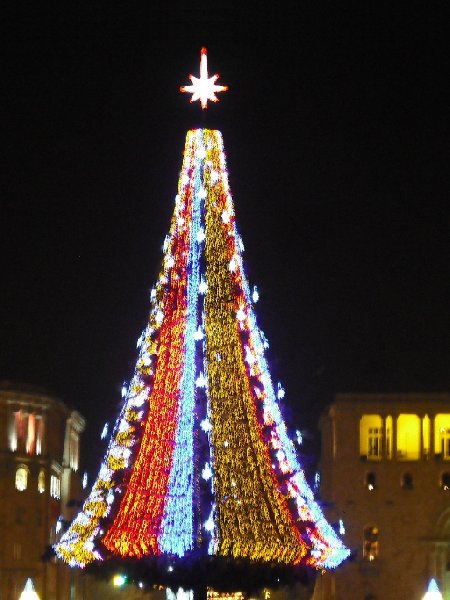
<box><xmin>2</xmin><ymin>6</ymin><xmax>448</xmax><ymax>472</ymax></box>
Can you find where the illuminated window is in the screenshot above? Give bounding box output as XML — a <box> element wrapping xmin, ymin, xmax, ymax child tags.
<box><xmin>50</xmin><ymin>474</ymin><xmax>60</xmax><ymax>499</ymax></box>
<box><xmin>26</xmin><ymin>413</ymin><xmax>36</xmax><ymax>454</ymax></box>
<box><xmin>365</xmin><ymin>472</ymin><xmax>376</xmax><ymax>491</ymax></box>
<box><xmin>38</xmin><ymin>469</ymin><xmax>45</xmax><ymax>493</ymax></box>
<box><xmin>401</xmin><ymin>472</ymin><xmax>413</xmax><ymax>490</ymax></box>
<box><xmin>12</xmin><ymin>411</ymin><xmax>43</xmax><ymax>455</ymax></box>
<box><xmin>14</xmin><ymin>411</ymin><xmax>27</xmax><ymax>451</ymax></box>
<box><xmin>363</xmin><ymin>526</ymin><xmax>379</xmax><ymax>560</ymax></box>
<box><xmin>441</xmin><ymin>473</ymin><xmax>450</xmax><ymax>490</ymax></box>
<box><xmin>441</xmin><ymin>429</ymin><xmax>450</xmax><ymax>460</ymax></box>
<box><xmin>397</xmin><ymin>414</ymin><xmax>420</xmax><ymax>460</ymax></box>
<box><xmin>15</xmin><ymin>465</ymin><xmax>29</xmax><ymax>491</ymax></box>
<box><xmin>435</xmin><ymin>415</ymin><xmax>450</xmax><ymax>457</ymax></box>
<box><xmin>360</xmin><ymin>415</ymin><xmax>383</xmax><ymax>460</ymax></box>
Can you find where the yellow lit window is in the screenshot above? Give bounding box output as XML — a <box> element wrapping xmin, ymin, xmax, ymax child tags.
<box><xmin>397</xmin><ymin>414</ymin><xmax>420</xmax><ymax>460</ymax></box>
<box><xmin>360</xmin><ymin>415</ymin><xmax>383</xmax><ymax>460</ymax></box>
<box><xmin>363</xmin><ymin>526</ymin><xmax>379</xmax><ymax>560</ymax></box>
<box><xmin>436</xmin><ymin>415</ymin><xmax>450</xmax><ymax>459</ymax></box>
<box><xmin>15</xmin><ymin>466</ymin><xmax>29</xmax><ymax>491</ymax></box>
<box><xmin>38</xmin><ymin>469</ymin><xmax>45</xmax><ymax>493</ymax></box>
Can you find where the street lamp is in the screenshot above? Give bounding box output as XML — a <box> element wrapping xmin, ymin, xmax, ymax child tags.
<box><xmin>19</xmin><ymin>579</ymin><xmax>40</xmax><ymax>600</ymax></box>
<box><xmin>423</xmin><ymin>579</ymin><xmax>443</xmax><ymax>600</ymax></box>
<box><xmin>113</xmin><ymin>574</ymin><xmax>127</xmax><ymax>587</ymax></box>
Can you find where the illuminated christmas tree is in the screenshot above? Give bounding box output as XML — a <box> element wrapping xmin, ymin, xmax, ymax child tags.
<box><xmin>56</xmin><ymin>49</ymin><xmax>348</xmax><ymax>593</ymax></box>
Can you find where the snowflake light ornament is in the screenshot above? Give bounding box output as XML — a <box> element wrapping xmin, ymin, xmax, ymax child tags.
<box><xmin>180</xmin><ymin>47</ymin><xmax>228</xmax><ymax>109</ymax></box>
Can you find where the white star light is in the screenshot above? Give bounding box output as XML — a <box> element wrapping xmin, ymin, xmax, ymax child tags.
<box><xmin>180</xmin><ymin>47</ymin><xmax>228</xmax><ymax>110</ymax></box>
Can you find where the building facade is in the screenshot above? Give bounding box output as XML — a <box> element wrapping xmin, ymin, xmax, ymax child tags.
<box><xmin>0</xmin><ymin>381</ymin><xmax>85</xmax><ymax>600</ymax></box>
<box><xmin>314</xmin><ymin>393</ymin><xmax>450</xmax><ymax>600</ymax></box>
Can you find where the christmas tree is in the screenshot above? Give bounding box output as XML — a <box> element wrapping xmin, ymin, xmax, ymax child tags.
<box><xmin>56</xmin><ymin>48</ymin><xmax>348</xmax><ymax>591</ymax></box>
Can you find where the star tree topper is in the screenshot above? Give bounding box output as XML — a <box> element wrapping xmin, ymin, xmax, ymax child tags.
<box><xmin>180</xmin><ymin>47</ymin><xmax>228</xmax><ymax>109</ymax></box>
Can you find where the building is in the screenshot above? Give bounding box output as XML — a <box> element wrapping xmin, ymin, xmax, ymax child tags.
<box><xmin>314</xmin><ymin>393</ymin><xmax>450</xmax><ymax>600</ymax></box>
<box><xmin>0</xmin><ymin>381</ymin><xmax>85</xmax><ymax>600</ymax></box>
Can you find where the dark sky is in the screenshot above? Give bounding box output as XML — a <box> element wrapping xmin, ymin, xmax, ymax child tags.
<box><xmin>2</xmin><ymin>5</ymin><xmax>448</xmax><ymax>471</ymax></box>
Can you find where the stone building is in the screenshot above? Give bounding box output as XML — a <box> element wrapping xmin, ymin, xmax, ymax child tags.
<box><xmin>314</xmin><ymin>393</ymin><xmax>450</xmax><ymax>600</ymax></box>
<box><xmin>0</xmin><ymin>381</ymin><xmax>85</xmax><ymax>600</ymax></box>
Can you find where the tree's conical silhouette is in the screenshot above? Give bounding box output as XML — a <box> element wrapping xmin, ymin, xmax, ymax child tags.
<box><xmin>55</xmin><ymin>129</ymin><xmax>348</xmax><ymax>576</ymax></box>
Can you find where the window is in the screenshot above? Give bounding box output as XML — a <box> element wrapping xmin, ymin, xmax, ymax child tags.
<box><xmin>441</xmin><ymin>473</ymin><xmax>450</xmax><ymax>490</ymax></box>
<box><xmin>14</xmin><ymin>411</ymin><xmax>27</xmax><ymax>451</ymax></box>
<box><xmin>12</xmin><ymin>411</ymin><xmax>44</xmax><ymax>455</ymax></box>
<box><xmin>397</xmin><ymin>414</ymin><xmax>420</xmax><ymax>460</ymax></box>
<box><xmin>38</xmin><ymin>469</ymin><xmax>45</xmax><ymax>493</ymax></box>
<box><xmin>435</xmin><ymin>414</ymin><xmax>450</xmax><ymax>457</ymax></box>
<box><xmin>401</xmin><ymin>472</ymin><xmax>413</xmax><ymax>489</ymax></box>
<box><xmin>15</xmin><ymin>465</ymin><xmax>29</xmax><ymax>491</ymax></box>
<box><xmin>363</xmin><ymin>526</ymin><xmax>379</xmax><ymax>560</ymax></box>
<box><xmin>50</xmin><ymin>474</ymin><xmax>60</xmax><ymax>499</ymax></box>
<box><xmin>360</xmin><ymin>415</ymin><xmax>383</xmax><ymax>460</ymax></box>
<box><xmin>368</xmin><ymin>428</ymin><xmax>382</xmax><ymax>458</ymax></box>
<box><xmin>441</xmin><ymin>429</ymin><xmax>450</xmax><ymax>460</ymax></box>
<box><xmin>365</xmin><ymin>472</ymin><xmax>376</xmax><ymax>491</ymax></box>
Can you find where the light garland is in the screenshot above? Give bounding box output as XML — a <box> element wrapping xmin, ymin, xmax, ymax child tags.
<box><xmin>55</xmin><ymin>129</ymin><xmax>348</xmax><ymax>571</ymax></box>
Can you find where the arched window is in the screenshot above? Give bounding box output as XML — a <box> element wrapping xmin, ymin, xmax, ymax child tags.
<box><xmin>38</xmin><ymin>469</ymin><xmax>45</xmax><ymax>493</ymax></box>
<box><xmin>365</xmin><ymin>472</ymin><xmax>376</xmax><ymax>491</ymax></box>
<box><xmin>401</xmin><ymin>472</ymin><xmax>413</xmax><ymax>490</ymax></box>
<box><xmin>15</xmin><ymin>465</ymin><xmax>29</xmax><ymax>491</ymax></box>
<box><xmin>363</xmin><ymin>525</ymin><xmax>379</xmax><ymax>560</ymax></box>
<box><xmin>441</xmin><ymin>473</ymin><xmax>450</xmax><ymax>491</ymax></box>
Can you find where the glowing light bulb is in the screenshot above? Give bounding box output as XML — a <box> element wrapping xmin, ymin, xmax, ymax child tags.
<box><xmin>194</xmin><ymin>326</ymin><xmax>204</xmax><ymax>341</ymax></box>
<box><xmin>252</xmin><ymin>286</ymin><xmax>259</xmax><ymax>303</ymax></box>
<box><xmin>196</xmin><ymin>227</ymin><xmax>206</xmax><ymax>243</ymax></box>
<box><xmin>277</xmin><ymin>383</ymin><xmax>285</xmax><ymax>400</ymax></box>
<box><xmin>228</xmin><ymin>257</ymin><xmax>237</xmax><ymax>272</ymax></box>
<box><xmin>236</xmin><ymin>308</ymin><xmax>246</xmax><ymax>321</ymax></box>
<box><xmin>204</xmin><ymin>516</ymin><xmax>214</xmax><ymax>532</ymax></box>
<box><xmin>196</xmin><ymin>373</ymin><xmax>207</xmax><ymax>388</ymax></box>
<box><xmin>200</xmin><ymin>419</ymin><xmax>212</xmax><ymax>432</ymax></box>
<box><xmin>202</xmin><ymin>463</ymin><xmax>213</xmax><ymax>480</ymax></box>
